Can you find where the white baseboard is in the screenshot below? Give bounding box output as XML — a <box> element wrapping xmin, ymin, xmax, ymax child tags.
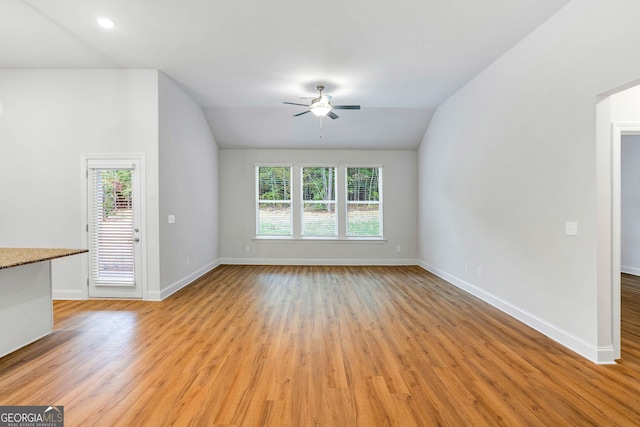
<box><xmin>147</xmin><ymin>260</ymin><xmax>221</xmax><ymax>301</ymax></box>
<box><xmin>417</xmin><ymin>260</ymin><xmax>615</xmax><ymax>365</ymax></box>
<box><xmin>219</xmin><ymin>258</ymin><xmax>417</xmax><ymax>266</ymax></box>
<box><xmin>53</xmin><ymin>289</ymin><xmax>86</xmax><ymax>300</ymax></box>
<box><xmin>621</xmin><ymin>265</ymin><xmax>640</xmax><ymax>276</ymax></box>
<box><xmin>596</xmin><ymin>346</ymin><xmax>616</xmax><ymax>365</ymax></box>
<box><xmin>0</xmin><ymin>331</ymin><xmax>53</xmax><ymax>359</ymax></box>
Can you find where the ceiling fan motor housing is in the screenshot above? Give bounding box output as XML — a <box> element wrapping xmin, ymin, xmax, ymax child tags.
<box><xmin>311</xmin><ymin>95</ymin><xmax>330</xmax><ymax>107</ymax></box>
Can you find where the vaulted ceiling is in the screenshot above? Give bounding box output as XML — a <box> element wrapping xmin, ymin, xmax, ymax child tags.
<box><xmin>0</xmin><ymin>0</ymin><xmax>571</xmax><ymax>149</ymax></box>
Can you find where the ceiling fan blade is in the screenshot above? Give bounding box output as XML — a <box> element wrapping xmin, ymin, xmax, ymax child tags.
<box><xmin>327</xmin><ymin>111</ymin><xmax>339</xmax><ymax>120</ymax></box>
<box><xmin>284</xmin><ymin>102</ymin><xmax>310</xmax><ymax>107</ymax></box>
<box><xmin>294</xmin><ymin>110</ymin><xmax>311</xmax><ymax>117</ymax></box>
<box><xmin>332</xmin><ymin>105</ymin><xmax>361</xmax><ymax>110</ymax></box>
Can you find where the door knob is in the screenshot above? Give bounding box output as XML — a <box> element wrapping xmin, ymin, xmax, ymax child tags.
<box><xmin>134</xmin><ymin>237</ymin><xmax>140</xmax><ymax>242</ymax></box>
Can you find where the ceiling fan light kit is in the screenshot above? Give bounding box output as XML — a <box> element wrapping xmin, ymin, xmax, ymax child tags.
<box><xmin>310</xmin><ymin>99</ymin><xmax>332</xmax><ymax>117</ymax></box>
<box><xmin>284</xmin><ymin>85</ymin><xmax>360</xmax><ymax>120</ymax></box>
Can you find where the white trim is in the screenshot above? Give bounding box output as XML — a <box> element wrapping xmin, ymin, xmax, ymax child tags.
<box><xmin>147</xmin><ymin>260</ymin><xmax>220</xmax><ymax>301</ymax></box>
<box><xmin>87</xmin><ymin>160</ymin><xmax>136</xmax><ymax>170</ymax></box>
<box><xmin>220</xmin><ymin>258</ymin><xmax>416</xmax><ymax>266</ymax></box>
<box><xmin>344</xmin><ymin>163</ymin><xmax>384</xmax><ymax>168</ymax></box>
<box><xmin>53</xmin><ymin>289</ymin><xmax>85</xmax><ymax>300</ymax></box>
<box><xmin>255</xmin><ymin>164</ymin><xmax>385</xmax><ymax>239</ymax></box>
<box><xmin>299</xmin><ymin>163</ymin><xmax>338</xmax><ymax>168</ymax></box>
<box><xmin>81</xmin><ymin>153</ymin><xmax>148</xmax><ymax>300</ymax></box>
<box><xmin>621</xmin><ymin>266</ymin><xmax>640</xmax><ymax>276</ymax></box>
<box><xmin>254</xmin><ymin>162</ymin><xmax>294</xmax><ymax>168</ymax></box>
<box><xmin>253</xmin><ymin>237</ymin><xmax>386</xmax><ymax>243</ymax></box>
<box><xmin>417</xmin><ymin>260</ymin><xmax>616</xmax><ymax>364</ymax></box>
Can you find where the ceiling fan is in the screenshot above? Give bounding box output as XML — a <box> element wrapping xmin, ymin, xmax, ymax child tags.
<box><xmin>283</xmin><ymin>85</ymin><xmax>360</xmax><ymax>119</ymax></box>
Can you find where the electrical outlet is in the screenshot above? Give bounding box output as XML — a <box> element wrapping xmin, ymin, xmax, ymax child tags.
<box><xmin>245</xmin><ymin>245</ymin><xmax>250</xmax><ymax>252</ymax></box>
<box><xmin>396</xmin><ymin>245</ymin><xmax>401</xmax><ymax>253</ymax></box>
<box><xmin>168</xmin><ymin>214</ymin><xmax>176</xmax><ymax>224</ymax></box>
<box><xmin>565</xmin><ymin>221</ymin><xmax>578</xmax><ymax>236</ymax></box>
<box><xmin>477</xmin><ymin>267</ymin><xmax>482</xmax><ymax>277</ymax></box>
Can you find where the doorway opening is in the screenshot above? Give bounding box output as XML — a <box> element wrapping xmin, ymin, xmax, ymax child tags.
<box><xmin>611</xmin><ymin>123</ymin><xmax>640</xmax><ymax>359</ymax></box>
<box><xmin>597</xmin><ymin>80</ymin><xmax>640</xmax><ymax>362</ymax></box>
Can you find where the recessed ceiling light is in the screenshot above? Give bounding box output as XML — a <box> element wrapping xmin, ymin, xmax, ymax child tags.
<box><xmin>96</xmin><ymin>16</ymin><xmax>116</xmax><ymax>29</ymax></box>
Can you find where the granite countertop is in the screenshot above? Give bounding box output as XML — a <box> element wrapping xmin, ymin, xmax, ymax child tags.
<box><xmin>0</xmin><ymin>248</ymin><xmax>88</xmax><ymax>270</ymax></box>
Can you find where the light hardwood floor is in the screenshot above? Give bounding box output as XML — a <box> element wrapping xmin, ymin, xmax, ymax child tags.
<box><xmin>1</xmin><ymin>265</ymin><xmax>639</xmax><ymax>426</ymax></box>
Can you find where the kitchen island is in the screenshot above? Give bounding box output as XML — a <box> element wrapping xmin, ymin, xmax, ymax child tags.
<box><xmin>0</xmin><ymin>248</ymin><xmax>87</xmax><ymax>358</ymax></box>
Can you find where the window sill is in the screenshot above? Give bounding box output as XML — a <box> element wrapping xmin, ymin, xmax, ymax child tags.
<box><xmin>253</xmin><ymin>236</ymin><xmax>386</xmax><ymax>243</ymax></box>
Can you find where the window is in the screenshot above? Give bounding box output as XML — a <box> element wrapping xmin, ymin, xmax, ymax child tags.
<box><xmin>302</xmin><ymin>167</ymin><xmax>336</xmax><ymax>237</ymax></box>
<box><xmin>346</xmin><ymin>167</ymin><xmax>382</xmax><ymax>237</ymax></box>
<box><xmin>256</xmin><ymin>166</ymin><xmax>292</xmax><ymax>236</ymax></box>
<box><xmin>89</xmin><ymin>167</ymin><xmax>135</xmax><ymax>284</ymax></box>
<box><xmin>255</xmin><ymin>164</ymin><xmax>383</xmax><ymax>239</ymax></box>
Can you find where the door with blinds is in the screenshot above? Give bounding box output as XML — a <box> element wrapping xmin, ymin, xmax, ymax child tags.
<box><xmin>87</xmin><ymin>159</ymin><xmax>142</xmax><ymax>298</ymax></box>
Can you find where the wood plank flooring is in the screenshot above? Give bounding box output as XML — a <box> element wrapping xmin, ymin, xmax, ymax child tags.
<box><xmin>1</xmin><ymin>265</ymin><xmax>640</xmax><ymax>426</ymax></box>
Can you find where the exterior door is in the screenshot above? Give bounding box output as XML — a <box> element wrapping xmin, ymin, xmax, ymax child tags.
<box><xmin>87</xmin><ymin>159</ymin><xmax>142</xmax><ymax>298</ymax></box>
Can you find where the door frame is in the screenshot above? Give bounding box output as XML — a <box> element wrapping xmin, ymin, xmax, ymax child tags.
<box><xmin>81</xmin><ymin>153</ymin><xmax>147</xmax><ymax>299</ymax></box>
<box><xmin>611</xmin><ymin>124</ymin><xmax>640</xmax><ymax>359</ymax></box>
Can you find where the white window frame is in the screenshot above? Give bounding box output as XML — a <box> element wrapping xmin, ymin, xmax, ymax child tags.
<box><xmin>255</xmin><ymin>164</ymin><xmax>293</xmax><ymax>237</ymax></box>
<box><xmin>253</xmin><ymin>163</ymin><xmax>384</xmax><ymax>241</ymax></box>
<box><xmin>300</xmin><ymin>165</ymin><xmax>338</xmax><ymax>238</ymax></box>
<box><xmin>345</xmin><ymin>165</ymin><xmax>383</xmax><ymax>238</ymax></box>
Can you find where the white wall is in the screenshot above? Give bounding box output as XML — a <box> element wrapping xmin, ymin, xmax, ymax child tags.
<box><xmin>219</xmin><ymin>149</ymin><xmax>418</xmax><ymax>264</ymax></box>
<box><xmin>621</xmin><ymin>135</ymin><xmax>640</xmax><ymax>275</ymax></box>
<box><xmin>156</xmin><ymin>73</ymin><xmax>219</xmax><ymax>300</ymax></box>
<box><xmin>0</xmin><ymin>69</ymin><xmax>160</xmax><ymax>299</ymax></box>
<box><xmin>418</xmin><ymin>0</ymin><xmax>640</xmax><ymax>363</ymax></box>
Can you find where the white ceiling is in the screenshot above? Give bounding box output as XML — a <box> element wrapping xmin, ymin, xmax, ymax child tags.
<box><xmin>0</xmin><ymin>0</ymin><xmax>570</xmax><ymax>149</ymax></box>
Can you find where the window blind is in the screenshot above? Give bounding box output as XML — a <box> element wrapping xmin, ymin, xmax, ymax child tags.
<box><xmin>89</xmin><ymin>168</ymin><xmax>135</xmax><ymax>285</ymax></box>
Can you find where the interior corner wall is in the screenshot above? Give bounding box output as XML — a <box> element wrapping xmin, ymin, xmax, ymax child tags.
<box><xmin>157</xmin><ymin>73</ymin><xmax>219</xmax><ymax>300</ymax></box>
<box><xmin>218</xmin><ymin>149</ymin><xmax>418</xmax><ymax>264</ymax></box>
<box><xmin>417</xmin><ymin>0</ymin><xmax>640</xmax><ymax>363</ymax></box>
<box><xmin>0</xmin><ymin>69</ymin><xmax>160</xmax><ymax>299</ymax></box>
